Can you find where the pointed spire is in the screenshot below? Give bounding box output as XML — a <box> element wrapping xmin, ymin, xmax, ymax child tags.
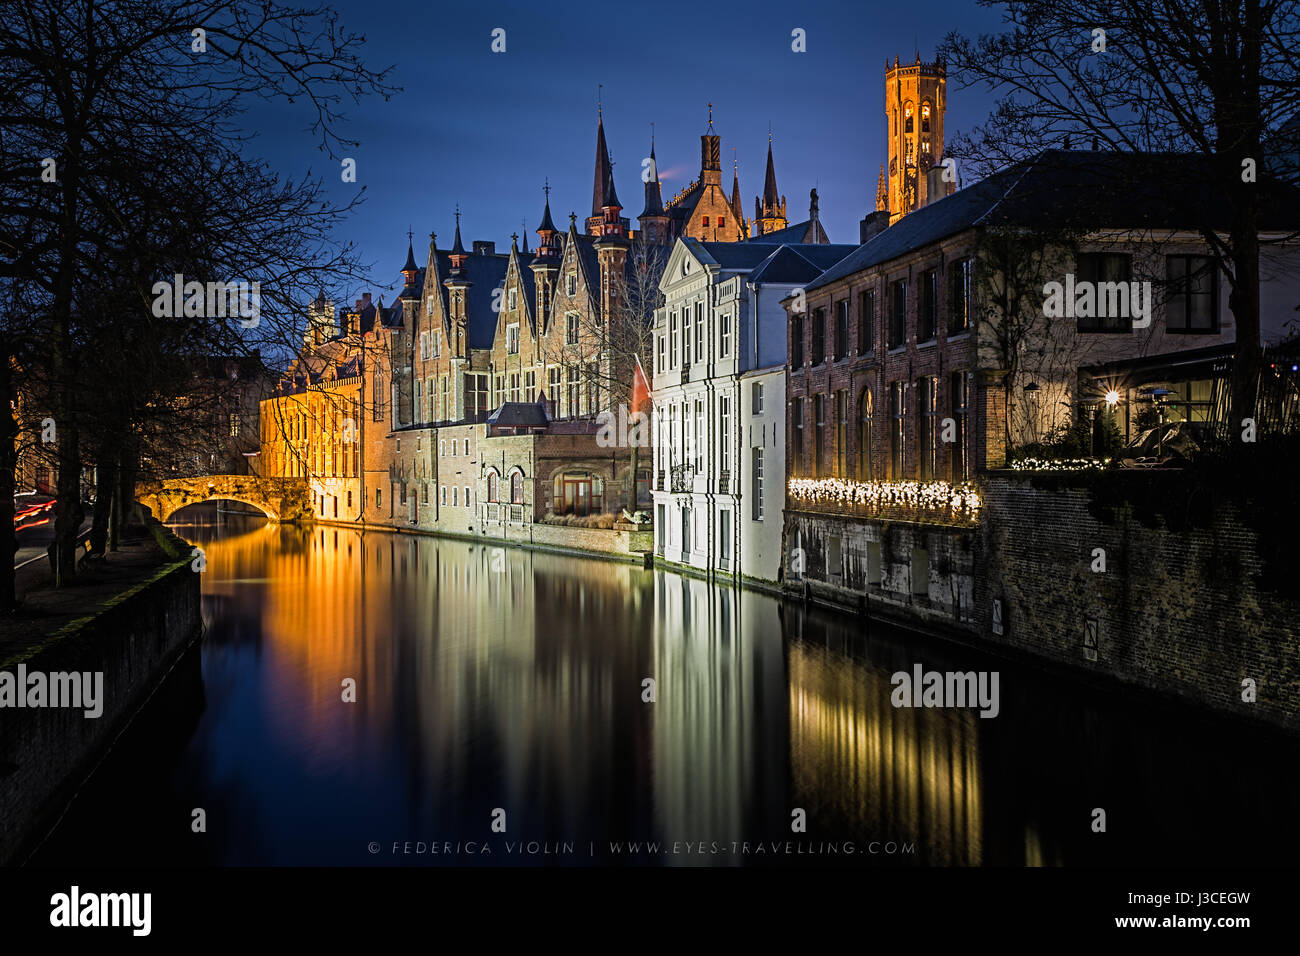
<box><xmin>521</xmin><ymin>221</ymin><xmax>530</xmax><ymax>254</ymax></box>
<box><xmin>602</xmin><ymin>154</ymin><xmax>621</xmax><ymax>210</ymax></box>
<box><xmin>875</xmin><ymin>164</ymin><xmax>888</xmax><ymax>213</ymax></box>
<box><xmin>537</xmin><ymin>179</ymin><xmax>557</xmax><ymax>234</ymax></box>
<box><xmin>763</xmin><ymin>133</ymin><xmax>780</xmax><ymax>207</ymax></box>
<box><xmin>402</xmin><ymin>225</ymin><xmax>418</xmax><ymax>274</ymax></box>
<box><xmin>592</xmin><ymin>108</ymin><xmax>613</xmax><ymax>218</ymax></box>
<box><xmin>730</xmin><ymin>150</ymin><xmax>743</xmax><ymax>221</ymax></box>
<box><xmin>451</xmin><ymin>205</ymin><xmax>466</xmax><ymax>256</ymax></box>
<box><xmin>639</xmin><ymin>126</ymin><xmax>666</xmax><ymax>222</ymax></box>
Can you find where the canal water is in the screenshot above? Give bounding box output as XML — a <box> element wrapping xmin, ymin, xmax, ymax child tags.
<box><xmin>31</xmin><ymin>505</ymin><xmax>1300</xmax><ymax>866</ymax></box>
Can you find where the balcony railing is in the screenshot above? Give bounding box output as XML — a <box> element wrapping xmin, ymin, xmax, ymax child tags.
<box><xmin>718</xmin><ymin>471</ymin><xmax>729</xmax><ymax>494</ymax></box>
<box><xmin>679</xmin><ymin>366</ymin><xmax>690</xmax><ymax>385</ymax></box>
<box><xmin>670</xmin><ymin>464</ymin><xmax>693</xmax><ymax>494</ymax></box>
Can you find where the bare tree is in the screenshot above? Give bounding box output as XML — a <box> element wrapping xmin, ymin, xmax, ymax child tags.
<box><xmin>939</xmin><ymin>0</ymin><xmax>1300</xmax><ymax>437</ymax></box>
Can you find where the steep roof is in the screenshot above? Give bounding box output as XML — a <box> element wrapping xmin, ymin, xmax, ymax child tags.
<box><xmin>487</xmin><ymin>401</ymin><xmax>550</xmax><ymax>427</ymax></box>
<box><xmin>762</xmin><ymin>140</ymin><xmax>780</xmax><ymax>206</ymax></box>
<box><xmin>427</xmin><ymin>250</ymin><xmax>510</xmax><ymax>349</ymax></box>
<box><xmin>748</xmin><ymin>243</ymin><xmax>856</xmax><ymax>284</ymax></box>
<box><xmin>752</xmin><ymin>218</ymin><xmax>830</xmax><ymax>244</ymax></box>
<box><xmin>806</xmin><ymin>149</ymin><xmax>1300</xmax><ymax>293</ymax></box>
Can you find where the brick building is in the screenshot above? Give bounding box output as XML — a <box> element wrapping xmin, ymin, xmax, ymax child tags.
<box><xmin>786</xmin><ymin>149</ymin><xmax>1300</xmax><ymax>489</ymax></box>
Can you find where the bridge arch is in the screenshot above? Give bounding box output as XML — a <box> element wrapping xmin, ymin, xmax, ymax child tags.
<box><xmin>135</xmin><ymin>476</ymin><xmax>314</xmax><ymax>525</ymax></box>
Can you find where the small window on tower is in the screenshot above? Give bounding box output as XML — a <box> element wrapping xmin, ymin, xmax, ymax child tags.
<box><xmin>922</xmin><ymin>103</ymin><xmax>931</xmax><ymax>134</ymax></box>
<box><xmin>905</xmin><ymin>104</ymin><xmax>914</xmax><ymax>133</ymax></box>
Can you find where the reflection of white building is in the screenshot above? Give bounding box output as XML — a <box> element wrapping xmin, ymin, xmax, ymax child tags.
<box><xmin>650</xmin><ymin>238</ymin><xmax>855</xmax><ymax>583</ymax></box>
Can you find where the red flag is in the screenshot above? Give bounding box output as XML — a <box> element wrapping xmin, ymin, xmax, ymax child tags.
<box><xmin>631</xmin><ymin>354</ymin><xmax>650</xmax><ymax>415</ymax></box>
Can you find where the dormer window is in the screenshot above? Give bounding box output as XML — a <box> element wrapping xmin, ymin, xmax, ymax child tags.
<box><xmin>508</xmin><ymin>287</ymin><xmax>517</xmax><ymax>310</ymax></box>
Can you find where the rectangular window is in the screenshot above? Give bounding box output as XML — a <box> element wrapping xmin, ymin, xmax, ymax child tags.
<box><xmin>684</xmin><ymin>309</ymin><xmax>692</xmax><ymax>364</ymax></box>
<box><xmin>694</xmin><ymin>302</ymin><xmax>704</xmax><ymax>361</ymax></box>
<box><xmin>508</xmin><ymin>287</ymin><xmax>517</xmax><ymax>311</ymax></box>
<box><xmin>949</xmin><ymin>371</ymin><xmax>968</xmax><ymax>482</ymax></box>
<box><xmin>890</xmin><ymin>382</ymin><xmax>906</xmax><ymax>478</ymax></box>
<box><xmin>566</xmin><ymin>366</ymin><xmax>578</xmax><ymax>417</ymax></box>
<box><xmin>464</xmin><ymin>439</ymin><xmax>469</xmax><ymax>456</ymax></box>
<box><xmin>440</xmin><ymin>485</ymin><xmax>446</xmax><ymax>506</ymax></box>
<box><xmin>752</xmin><ymin>447</ymin><xmax>765</xmax><ymax>521</ymax></box>
<box><xmin>834</xmin><ymin>300</ymin><xmax>849</xmax><ymax>360</ymax></box>
<box><xmin>918</xmin><ymin>377</ymin><xmax>938</xmax><ymax>480</ymax></box>
<box><xmin>431</xmin><ymin>330</ymin><xmax>440</xmax><ymax>357</ymax></box>
<box><xmin>525</xmin><ymin>370</ymin><xmax>536</xmax><ymax>400</ymax></box>
<box><xmin>834</xmin><ymin>389</ymin><xmax>847</xmax><ymax>476</ymax></box>
<box><xmin>792</xmin><ymin>397</ymin><xmax>804</xmax><ymax>475</ymax></box>
<box><xmin>565</xmin><ymin>312</ymin><xmax>579</xmax><ymax>345</ymax></box>
<box><xmin>719</xmin><ymin>509</ymin><xmax>731</xmax><ymax>568</ymax></box>
<box><xmin>814</xmin><ymin>393</ymin><xmax>826</xmax><ymax>476</ymax></box>
<box><xmin>695</xmin><ymin>399</ymin><xmax>705</xmax><ymax>472</ymax></box>
<box><xmin>420</xmin><ymin>331</ymin><xmax>429</xmax><ymax>360</ymax></box>
<box><xmin>752</xmin><ymin>381</ymin><xmax>764</xmax><ymax>414</ymax></box>
<box><xmin>414</xmin><ymin>380</ymin><xmax>422</xmax><ymax>421</ymax></box>
<box><xmin>452</xmin><ymin>486</ymin><xmax>458</xmax><ymax>507</ymax></box>
<box><xmin>811</xmin><ymin>309</ymin><xmax>826</xmax><ymax>365</ymax></box>
<box><xmin>720</xmin><ymin>311</ymin><xmax>731</xmax><ymax>357</ymax></box>
<box><xmin>510</xmin><ymin>373</ymin><xmax>520</xmax><ymax>404</ymax></box>
<box><xmin>464</xmin><ymin>485</ymin><xmax>471</xmax><ymax>507</ymax></box>
<box><xmin>229</xmin><ymin>413</ymin><xmax>239</xmax><ymax>437</ymax></box>
<box><xmin>566</xmin><ymin>273</ymin><xmax>576</xmax><ymax>296</ymax></box>
<box><xmin>670</xmin><ymin>313</ymin><xmax>679</xmax><ymax>367</ymax></box>
<box><xmin>548</xmin><ymin>367</ymin><xmax>561</xmax><ymax>405</ymax></box>
<box><xmin>506</xmin><ymin>323</ymin><xmax>519</xmax><ymax>354</ymax></box>
<box><xmin>720</xmin><ymin>395</ymin><xmax>731</xmax><ymax>476</ymax></box>
<box><xmin>703</xmin><ymin>215</ymin><xmax>710</xmax><ymax>227</ymax></box>
<box><xmin>658</xmin><ymin>333</ymin><xmax>666</xmax><ymax>372</ymax></box>
<box><xmin>889</xmin><ymin>280</ymin><xmax>907</xmax><ymax>349</ymax></box>
<box><xmin>858</xmin><ymin>289</ymin><xmax>875</xmax><ymax>355</ymax></box>
<box><xmin>919</xmin><ymin>270</ymin><xmax>938</xmax><ymax>342</ymax></box>
<box><xmin>1166</xmin><ymin>255</ymin><xmax>1218</xmax><ymax>332</ymax></box>
<box><xmin>1076</xmin><ymin>253</ymin><xmax>1134</xmax><ymax>332</ymax></box>
<box><xmin>949</xmin><ymin>258</ymin><xmax>974</xmax><ymax>335</ymax></box>
<box><xmin>791</xmin><ymin>315</ymin><xmax>805</xmax><ymax>368</ymax></box>
<box><xmin>439</xmin><ymin>440</ymin><xmax>445</xmax><ymax>457</ymax></box>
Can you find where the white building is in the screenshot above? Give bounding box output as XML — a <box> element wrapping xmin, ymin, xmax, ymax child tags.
<box><xmin>651</xmin><ymin>239</ymin><xmax>855</xmax><ymax>584</ymax></box>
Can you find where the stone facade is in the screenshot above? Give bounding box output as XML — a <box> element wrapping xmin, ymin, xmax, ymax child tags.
<box><xmin>783</xmin><ymin>472</ymin><xmax>1300</xmax><ymax>731</ymax></box>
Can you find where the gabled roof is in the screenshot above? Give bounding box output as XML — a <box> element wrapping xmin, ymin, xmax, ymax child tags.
<box><xmin>747</xmin><ymin>244</ymin><xmax>857</xmax><ymax>285</ymax></box>
<box><xmin>752</xmin><ymin>218</ymin><xmax>830</xmax><ymax>244</ymax></box>
<box><xmin>425</xmin><ymin>250</ymin><xmax>510</xmax><ymax>348</ymax></box>
<box><xmin>806</xmin><ymin>149</ymin><xmax>1300</xmax><ymax>293</ymax></box>
<box><xmin>487</xmin><ymin>401</ymin><xmax>550</xmax><ymax>427</ymax></box>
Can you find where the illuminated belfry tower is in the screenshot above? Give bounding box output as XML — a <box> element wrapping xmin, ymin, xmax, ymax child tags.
<box><xmin>884</xmin><ymin>53</ymin><xmax>947</xmax><ymax>224</ymax></box>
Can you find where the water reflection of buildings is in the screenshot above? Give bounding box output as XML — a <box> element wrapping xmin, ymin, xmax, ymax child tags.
<box><xmin>784</xmin><ymin>617</ymin><xmax>984</xmax><ymax>866</ymax></box>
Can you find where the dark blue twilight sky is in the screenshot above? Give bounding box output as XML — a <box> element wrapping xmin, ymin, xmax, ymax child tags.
<box><xmin>244</xmin><ymin>0</ymin><xmax>1005</xmax><ymax>303</ymax></box>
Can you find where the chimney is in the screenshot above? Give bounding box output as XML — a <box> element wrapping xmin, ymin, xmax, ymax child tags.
<box><xmin>925</xmin><ymin>163</ymin><xmax>953</xmax><ymax>207</ymax></box>
<box><xmin>361</xmin><ymin>292</ymin><xmax>372</xmax><ymax>308</ymax></box>
<box><xmin>859</xmin><ymin>210</ymin><xmax>890</xmax><ymax>244</ymax></box>
<box><xmin>472</xmin><ymin>240</ymin><xmax>495</xmax><ymax>256</ymax></box>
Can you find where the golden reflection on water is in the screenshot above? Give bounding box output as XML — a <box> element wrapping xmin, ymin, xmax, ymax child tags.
<box><xmin>186</xmin><ymin>512</ymin><xmax>984</xmax><ymax>860</ymax></box>
<box><xmin>786</xmin><ymin>643</ymin><xmax>984</xmax><ymax>865</ymax></box>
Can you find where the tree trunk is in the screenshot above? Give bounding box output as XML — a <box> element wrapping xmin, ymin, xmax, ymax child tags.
<box><xmin>0</xmin><ymin>341</ymin><xmax>17</xmax><ymax>611</ymax></box>
<box><xmin>90</xmin><ymin>439</ymin><xmax>119</xmax><ymax>555</ymax></box>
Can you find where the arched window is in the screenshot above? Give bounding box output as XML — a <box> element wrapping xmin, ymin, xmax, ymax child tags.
<box><xmin>921</xmin><ymin>102</ymin><xmax>931</xmax><ymax>134</ymax></box>
<box><xmin>510</xmin><ymin>470</ymin><xmax>524</xmax><ymax>504</ymax></box>
<box><xmin>858</xmin><ymin>386</ymin><xmax>874</xmax><ymax>480</ymax></box>
<box><xmin>487</xmin><ymin>470</ymin><xmax>499</xmax><ymax>503</ymax></box>
<box><xmin>904</xmin><ymin>103</ymin><xmax>914</xmax><ymax>134</ymax></box>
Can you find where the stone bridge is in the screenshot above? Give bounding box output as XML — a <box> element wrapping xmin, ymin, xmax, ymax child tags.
<box><xmin>135</xmin><ymin>476</ymin><xmax>314</xmax><ymax>524</ymax></box>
